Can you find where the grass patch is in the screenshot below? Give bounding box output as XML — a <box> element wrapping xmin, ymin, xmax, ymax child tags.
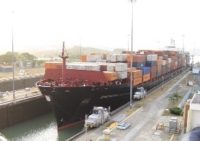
<box><xmin>170</xmin><ymin>107</ymin><xmax>183</xmax><ymax>115</ymax></box>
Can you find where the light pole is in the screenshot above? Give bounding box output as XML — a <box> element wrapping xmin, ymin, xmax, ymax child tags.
<box><xmin>130</xmin><ymin>0</ymin><xmax>135</xmax><ymax>108</ymax></box>
<box><xmin>12</xmin><ymin>11</ymin><xmax>15</xmax><ymax>101</ymax></box>
<box><xmin>85</xmin><ymin>114</ymin><xmax>88</xmax><ymax>141</ymax></box>
<box><xmin>182</xmin><ymin>34</ymin><xmax>185</xmax><ymax>53</ymax></box>
<box><xmin>127</xmin><ymin>34</ymin><xmax>130</xmax><ymax>51</ymax></box>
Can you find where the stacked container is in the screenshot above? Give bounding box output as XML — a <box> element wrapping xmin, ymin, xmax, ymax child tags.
<box><xmin>146</xmin><ymin>54</ymin><xmax>158</xmax><ymax>67</ymax></box>
<box><xmin>146</xmin><ymin>54</ymin><xmax>158</xmax><ymax>79</ymax></box>
<box><xmin>115</xmin><ymin>63</ymin><xmax>128</xmax><ymax>79</ymax></box>
<box><xmin>157</xmin><ymin>59</ymin><xmax>162</xmax><ymax>76</ymax></box>
<box><xmin>103</xmin><ymin>71</ymin><xmax>118</xmax><ymax>81</ymax></box>
<box><xmin>45</xmin><ymin>62</ymin><xmax>62</xmax><ymax>69</ymax></box>
<box><xmin>132</xmin><ymin>54</ymin><xmax>146</xmax><ymax>68</ymax></box>
<box><xmin>128</xmin><ymin>69</ymin><xmax>143</xmax><ymax>86</ymax></box>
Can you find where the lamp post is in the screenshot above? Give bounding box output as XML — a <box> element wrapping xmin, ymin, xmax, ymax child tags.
<box><xmin>130</xmin><ymin>0</ymin><xmax>135</xmax><ymax>108</ymax></box>
<box><xmin>182</xmin><ymin>34</ymin><xmax>185</xmax><ymax>53</ymax></box>
<box><xmin>12</xmin><ymin>11</ymin><xmax>15</xmax><ymax>101</ymax></box>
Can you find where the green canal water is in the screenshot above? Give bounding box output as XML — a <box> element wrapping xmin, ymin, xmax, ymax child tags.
<box><xmin>0</xmin><ymin>113</ymin><xmax>83</xmax><ymax>141</ymax></box>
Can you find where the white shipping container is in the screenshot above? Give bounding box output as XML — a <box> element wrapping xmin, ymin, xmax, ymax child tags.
<box><xmin>106</xmin><ymin>55</ymin><xmax>111</xmax><ymax>62</ymax></box>
<box><xmin>110</xmin><ymin>55</ymin><xmax>117</xmax><ymax>62</ymax></box>
<box><xmin>90</xmin><ymin>65</ymin><xmax>100</xmax><ymax>71</ymax></box>
<box><xmin>115</xmin><ymin>63</ymin><xmax>128</xmax><ymax>71</ymax></box>
<box><xmin>116</xmin><ymin>54</ymin><xmax>127</xmax><ymax>62</ymax></box>
<box><xmin>116</xmin><ymin>71</ymin><xmax>128</xmax><ymax>79</ymax></box>
<box><xmin>87</xmin><ymin>55</ymin><xmax>102</xmax><ymax>62</ymax></box>
<box><xmin>168</xmin><ymin>58</ymin><xmax>172</xmax><ymax>63</ymax></box>
<box><xmin>162</xmin><ymin>60</ymin><xmax>167</xmax><ymax>66</ymax></box>
<box><xmin>107</xmin><ymin>64</ymin><xmax>115</xmax><ymax>71</ymax></box>
<box><xmin>147</xmin><ymin>54</ymin><xmax>158</xmax><ymax>61</ymax></box>
<box><xmin>158</xmin><ymin>56</ymin><xmax>163</xmax><ymax>60</ymax></box>
<box><xmin>67</xmin><ymin>62</ymin><xmax>101</xmax><ymax>71</ymax></box>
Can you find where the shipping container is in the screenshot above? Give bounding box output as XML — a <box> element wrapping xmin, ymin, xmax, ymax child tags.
<box><xmin>127</xmin><ymin>54</ymin><xmax>146</xmax><ymax>63</ymax></box>
<box><xmin>168</xmin><ymin>58</ymin><xmax>172</xmax><ymax>63</ymax></box>
<box><xmin>87</xmin><ymin>55</ymin><xmax>102</xmax><ymax>62</ymax></box>
<box><xmin>116</xmin><ymin>71</ymin><xmax>128</xmax><ymax>79</ymax></box>
<box><xmin>80</xmin><ymin>55</ymin><xmax>87</xmax><ymax>62</ymax></box>
<box><xmin>146</xmin><ymin>61</ymin><xmax>157</xmax><ymax>67</ymax></box>
<box><xmin>45</xmin><ymin>62</ymin><xmax>62</xmax><ymax>69</ymax></box>
<box><xmin>163</xmin><ymin>55</ymin><xmax>168</xmax><ymax>60</ymax></box>
<box><xmin>150</xmin><ymin>66</ymin><xmax>157</xmax><ymax>79</ymax></box>
<box><xmin>132</xmin><ymin>62</ymin><xmax>145</xmax><ymax>68</ymax></box>
<box><xmin>110</xmin><ymin>55</ymin><xmax>117</xmax><ymax>62</ymax></box>
<box><xmin>147</xmin><ymin>54</ymin><xmax>158</xmax><ymax>61</ymax></box>
<box><xmin>128</xmin><ymin>69</ymin><xmax>142</xmax><ymax>78</ymax></box>
<box><xmin>115</xmin><ymin>63</ymin><xmax>128</xmax><ymax>71</ymax></box>
<box><xmin>143</xmin><ymin>73</ymin><xmax>150</xmax><ymax>82</ymax></box>
<box><xmin>133</xmin><ymin>77</ymin><xmax>142</xmax><ymax>86</ymax></box>
<box><xmin>103</xmin><ymin>71</ymin><xmax>118</xmax><ymax>81</ymax></box>
<box><xmin>116</xmin><ymin>54</ymin><xmax>128</xmax><ymax>62</ymax></box>
<box><xmin>162</xmin><ymin>60</ymin><xmax>167</xmax><ymax>66</ymax></box>
<box><xmin>157</xmin><ymin>64</ymin><xmax>162</xmax><ymax>76</ymax></box>
<box><xmin>158</xmin><ymin>56</ymin><xmax>163</xmax><ymax>60</ymax></box>
<box><xmin>139</xmin><ymin>66</ymin><xmax>151</xmax><ymax>74</ymax></box>
<box><xmin>107</xmin><ymin>64</ymin><xmax>115</xmax><ymax>71</ymax></box>
<box><xmin>100</xmin><ymin>65</ymin><xmax>107</xmax><ymax>71</ymax></box>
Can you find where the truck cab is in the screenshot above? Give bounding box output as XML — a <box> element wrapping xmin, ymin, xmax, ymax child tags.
<box><xmin>133</xmin><ymin>87</ymin><xmax>147</xmax><ymax>100</ymax></box>
<box><xmin>85</xmin><ymin>106</ymin><xmax>110</xmax><ymax>128</ymax></box>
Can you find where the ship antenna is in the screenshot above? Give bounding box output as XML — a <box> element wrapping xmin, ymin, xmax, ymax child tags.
<box><xmin>59</xmin><ymin>41</ymin><xmax>68</xmax><ymax>85</ymax></box>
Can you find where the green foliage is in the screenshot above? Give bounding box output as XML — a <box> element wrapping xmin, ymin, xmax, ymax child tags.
<box><xmin>0</xmin><ymin>52</ymin><xmax>36</xmax><ymax>65</ymax></box>
<box><xmin>170</xmin><ymin>107</ymin><xmax>182</xmax><ymax>115</ymax></box>
<box><xmin>168</xmin><ymin>92</ymin><xmax>182</xmax><ymax>103</ymax></box>
<box><xmin>0</xmin><ymin>52</ymin><xmax>17</xmax><ymax>65</ymax></box>
<box><xmin>18</xmin><ymin>52</ymin><xmax>35</xmax><ymax>61</ymax></box>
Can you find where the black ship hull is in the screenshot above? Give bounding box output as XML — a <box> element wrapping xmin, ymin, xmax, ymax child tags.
<box><xmin>37</xmin><ymin>67</ymin><xmax>186</xmax><ymax>129</ymax></box>
<box><xmin>38</xmin><ymin>84</ymin><xmax>133</xmax><ymax>129</ymax></box>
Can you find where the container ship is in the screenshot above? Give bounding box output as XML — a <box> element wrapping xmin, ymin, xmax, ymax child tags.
<box><xmin>36</xmin><ymin>44</ymin><xmax>190</xmax><ymax>129</ymax></box>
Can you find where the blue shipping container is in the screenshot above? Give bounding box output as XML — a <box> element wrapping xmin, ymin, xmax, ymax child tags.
<box><xmin>146</xmin><ymin>61</ymin><xmax>157</xmax><ymax>67</ymax></box>
<box><xmin>132</xmin><ymin>62</ymin><xmax>145</xmax><ymax>68</ymax></box>
<box><xmin>141</xmin><ymin>67</ymin><xmax>151</xmax><ymax>74</ymax></box>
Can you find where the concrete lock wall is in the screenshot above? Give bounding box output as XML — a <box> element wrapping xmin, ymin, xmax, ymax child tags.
<box><xmin>0</xmin><ymin>96</ymin><xmax>51</xmax><ymax>130</ymax></box>
<box><xmin>0</xmin><ymin>76</ymin><xmax>42</xmax><ymax>92</ymax></box>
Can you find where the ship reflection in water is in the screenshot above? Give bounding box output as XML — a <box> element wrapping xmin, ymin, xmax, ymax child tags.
<box><xmin>1</xmin><ymin>113</ymin><xmax>82</xmax><ymax>141</ymax></box>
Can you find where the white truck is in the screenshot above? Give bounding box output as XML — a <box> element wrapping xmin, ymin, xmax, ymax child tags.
<box><xmin>133</xmin><ymin>87</ymin><xmax>147</xmax><ymax>100</ymax></box>
<box><xmin>85</xmin><ymin>106</ymin><xmax>110</xmax><ymax>128</ymax></box>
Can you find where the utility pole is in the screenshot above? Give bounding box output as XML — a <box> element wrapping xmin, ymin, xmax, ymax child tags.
<box><xmin>127</xmin><ymin>34</ymin><xmax>130</xmax><ymax>51</ymax></box>
<box><xmin>130</xmin><ymin>0</ymin><xmax>135</xmax><ymax>108</ymax></box>
<box><xmin>182</xmin><ymin>34</ymin><xmax>185</xmax><ymax>52</ymax></box>
<box><xmin>85</xmin><ymin>114</ymin><xmax>88</xmax><ymax>141</ymax></box>
<box><xmin>12</xmin><ymin>11</ymin><xmax>15</xmax><ymax>101</ymax></box>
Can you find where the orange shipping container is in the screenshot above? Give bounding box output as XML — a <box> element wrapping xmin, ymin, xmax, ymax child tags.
<box><xmin>143</xmin><ymin>73</ymin><xmax>150</xmax><ymax>82</ymax></box>
<box><xmin>127</xmin><ymin>54</ymin><xmax>146</xmax><ymax>63</ymax></box>
<box><xmin>80</xmin><ymin>55</ymin><xmax>87</xmax><ymax>62</ymax></box>
<box><xmin>103</xmin><ymin>71</ymin><xmax>118</xmax><ymax>81</ymax></box>
<box><xmin>45</xmin><ymin>63</ymin><xmax>61</xmax><ymax>69</ymax></box>
<box><xmin>128</xmin><ymin>69</ymin><xmax>142</xmax><ymax>78</ymax></box>
<box><xmin>133</xmin><ymin>77</ymin><xmax>142</xmax><ymax>86</ymax></box>
<box><xmin>150</xmin><ymin>66</ymin><xmax>157</xmax><ymax>79</ymax></box>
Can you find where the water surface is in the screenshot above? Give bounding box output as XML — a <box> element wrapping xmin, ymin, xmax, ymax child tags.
<box><xmin>1</xmin><ymin>113</ymin><xmax>83</xmax><ymax>141</ymax></box>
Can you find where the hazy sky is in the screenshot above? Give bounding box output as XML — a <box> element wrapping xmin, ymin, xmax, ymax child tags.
<box><xmin>0</xmin><ymin>0</ymin><xmax>200</xmax><ymax>54</ymax></box>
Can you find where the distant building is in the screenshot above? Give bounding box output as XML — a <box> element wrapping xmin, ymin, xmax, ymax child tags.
<box><xmin>0</xmin><ymin>65</ymin><xmax>13</xmax><ymax>72</ymax></box>
<box><xmin>185</xmin><ymin>93</ymin><xmax>200</xmax><ymax>132</ymax></box>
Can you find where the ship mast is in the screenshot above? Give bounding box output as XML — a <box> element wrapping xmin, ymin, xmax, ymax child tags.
<box><xmin>59</xmin><ymin>41</ymin><xmax>68</xmax><ymax>85</ymax></box>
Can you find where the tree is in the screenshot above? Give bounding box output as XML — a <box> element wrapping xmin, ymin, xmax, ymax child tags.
<box><xmin>0</xmin><ymin>52</ymin><xmax>36</xmax><ymax>65</ymax></box>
